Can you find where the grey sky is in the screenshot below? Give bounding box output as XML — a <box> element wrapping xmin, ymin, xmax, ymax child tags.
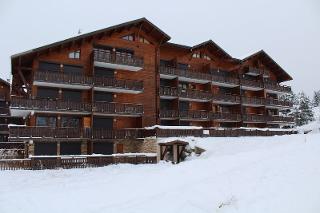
<box><xmin>0</xmin><ymin>0</ymin><xmax>319</xmax><ymax>96</ymax></box>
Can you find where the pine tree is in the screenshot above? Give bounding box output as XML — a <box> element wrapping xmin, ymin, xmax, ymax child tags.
<box><xmin>295</xmin><ymin>92</ymin><xmax>314</xmax><ymax>126</ymax></box>
<box><xmin>312</xmin><ymin>90</ymin><xmax>320</xmax><ymax>107</ymax></box>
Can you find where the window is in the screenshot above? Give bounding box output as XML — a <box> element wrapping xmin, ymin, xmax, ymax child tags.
<box><xmin>61</xmin><ymin>117</ymin><xmax>80</xmax><ymax>128</ymax></box>
<box><xmin>38</xmin><ymin>62</ymin><xmax>60</xmax><ymax>72</ymax></box>
<box><xmin>68</xmin><ymin>50</ymin><xmax>80</xmax><ymax>59</ymax></box>
<box><xmin>36</xmin><ymin>116</ymin><xmax>56</xmax><ymax>127</ymax></box>
<box><xmin>63</xmin><ymin>64</ymin><xmax>83</xmax><ymax>74</ymax></box>
<box><xmin>192</xmin><ymin>52</ymin><xmax>201</xmax><ymax>58</ymax></box>
<box><xmin>139</xmin><ymin>37</ymin><xmax>150</xmax><ymax>44</ymax></box>
<box><xmin>94</xmin><ymin>91</ymin><xmax>113</xmax><ymax>102</ymax></box>
<box><xmin>37</xmin><ymin>87</ymin><xmax>58</xmax><ymax>100</ymax></box>
<box><xmin>203</xmin><ymin>54</ymin><xmax>211</xmax><ymax>60</ymax></box>
<box><xmin>121</xmin><ymin>34</ymin><xmax>134</xmax><ymax>41</ymax></box>
<box><xmin>62</xmin><ymin>90</ymin><xmax>82</xmax><ymax>102</ymax></box>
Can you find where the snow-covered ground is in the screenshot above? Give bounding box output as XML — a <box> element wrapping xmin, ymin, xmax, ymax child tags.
<box><xmin>1</xmin><ymin>134</ymin><xmax>320</xmax><ymax>213</ymax></box>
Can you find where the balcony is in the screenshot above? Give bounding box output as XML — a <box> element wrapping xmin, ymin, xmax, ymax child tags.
<box><xmin>159</xmin><ymin>87</ymin><xmax>212</xmax><ymax>102</ymax></box>
<box><xmin>179</xmin><ymin>110</ymin><xmax>210</xmax><ymax>121</ymax></box>
<box><xmin>178</xmin><ymin>88</ymin><xmax>212</xmax><ymax>102</ymax></box>
<box><xmin>240</xmin><ymin>78</ymin><xmax>264</xmax><ymax>91</ymax></box>
<box><xmin>9</xmin><ymin>127</ymin><xmax>89</xmax><ymax>140</ymax></box>
<box><xmin>245</xmin><ymin>67</ymin><xmax>263</xmax><ymax>76</ymax></box>
<box><xmin>33</xmin><ymin>71</ymin><xmax>92</xmax><ymax>90</ymax></box>
<box><xmin>92</xmin><ymin>102</ymin><xmax>143</xmax><ymax>117</ymax></box>
<box><xmin>211</xmin><ymin>70</ymin><xmax>239</xmax><ymax>87</ymax></box>
<box><xmin>266</xmin><ymin>115</ymin><xmax>294</xmax><ymax>124</ymax></box>
<box><xmin>34</xmin><ymin>71</ymin><xmax>143</xmax><ymax>94</ymax></box>
<box><xmin>92</xmin><ymin>128</ymin><xmax>144</xmax><ymax>139</ymax></box>
<box><xmin>93</xmin><ymin>49</ymin><xmax>144</xmax><ymax>71</ymax></box>
<box><xmin>265</xmin><ymin>98</ymin><xmax>293</xmax><ymax>109</ymax></box>
<box><xmin>264</xmin><ymin>81</ymin><xmax>291</xmax><ymax>94</ymax></box>
<box><xmin>159</xmin><ymin>87</ymin><xmax>178</xmax><ymax>99</ymax></box>
<box><xmin>212</xmin><ymin>93</ymin><xmax>241</xmax><ymax>105</ymax></box>
<box><xmin>159</xmin><ymin>110</ymin><xmax>179</xmax><ymax>120</ymax></box>
<box><xmin>211</xmin><ymin>113</ymin><xmax>241</xmax><ymax>122</ymax></box>
<box><xmin>93</xmin><ymin>76</ymin><xmax>143</xmax><ymax>94</ymax></box>
<box><xmin>159</xmin><ymin>66</ymin><xmax>211</xmax><ymax>84</ymax></box>
<box><xmin>241</xmin><ymin>96</ymin><xmax>265</xmax><ymax>107</ymax></box>
<box><xmin>242</xmin><ymin>114</ymin><xmax>266</xmax><ymax>123</ymax></box>
<box><xmin>10</xmin><ymin>98</ymin><xmax>91</xmax><ymax>117</ymax></box>
<box><xmin>9</xmin><ymin>127</ymin><xmax>146</xmax><ymax>140</ymax></box>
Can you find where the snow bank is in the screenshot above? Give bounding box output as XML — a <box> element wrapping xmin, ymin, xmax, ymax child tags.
<box><xmin>1</xmin><ymin>134</ymin><xmax>320</xmax><ymax>213</ymax></box>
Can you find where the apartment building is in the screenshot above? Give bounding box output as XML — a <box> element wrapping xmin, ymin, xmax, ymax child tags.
<box><xmin>8</xmin><ymin>18</ymin><xmax>294</xmax><ymax>156</ymax></box>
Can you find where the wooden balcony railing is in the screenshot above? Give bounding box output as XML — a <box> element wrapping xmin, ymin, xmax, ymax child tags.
<box><xmin>240</xmin><ymin>77</ymin><xmax>264</xmax><ymax>89</ymax></box>
<box><xmin>265</xmin><ymin>98</ymin><xmax>293</xmax><ymax>108</ymax></box>
<box><xmin>211</xmin><ymin>113</ymin><xmax>241</xmax><ymax>121</ymax></box>
<box><xmin>159</xmin><ymin>66</ymin><xmax>212</xmax><ymax>82</ymax></box>
<box><xmin>94</xmin><ymin>49</ymin><xmax>144</xmax><ymax>68</ymax></box>
<box><xmin>9</xmin><ymin>127</ymin><xmax>147</xmax><ymax>140</ymax></box>
<box><xmin>178</xmin><ymin>88</ymin><xmax>212</xmax><ymax>101</ymax></box>
<box><xmin>34</xmin><ymin>71</ymin><xmax>92</xmax><ymax>86</ymax></box>
<box><xmin>211</xmin><ymin>70</ymin><xmax>239</xmax><ymax>85</ymax></box>
<box><xmin>159</xmin><ymin>86</ymin><xmax>179</xmax><ymax>97</ymax></box>
<box><xmin>179</xmin><ymin>69</ymin><xmax>212</xmax><ymax>81</ymax></box>
<box><xmin>159</xmin><ymin>110</ymin><xmax>179</xmax><ymax>119</ymax></box>
<box><xmin>266</xmin><ymin>116</ymin><xmax>294</xmax><ymax>123</ymax></box>
<box><xmin>93</xmin><ymin>102</ymin><xmax>143</xmax><ymax>115</ymax></box>
<box><xmin>92</xmin><ymin>128</ymin><xmax>144</xmax><ymax>139</ymax></box>
<box><xmin>93</xmin><ymin>76</ymin><xmax>143</xmax><ymax>91</ymax></box>
<box><xmin>264</xmin><ymin>81</ymin><xmax>291</xmax><ymax>93</ymax></box>
<box><xmin>242</xmin><ymin>114</ymin><xmax>266</xmax><ymax>123</ymax></box>
<box><xmin>180</xmin><ymin>110</ymin><xmax>210</xmax><ymax>120</ymax></box>
<box><xmin>9</xmin><ymin>127</ymin><xmax>90</xmax><ymax>139</ymax></box>
<box><xmin>212</xmin><ymin>93</ymin><xmax>241</xmax><ymax>104</ymax></box>
<box><xmin>159</xmin><ymin>87</ymin><xmax>212</xmax><ymax>101</ymax></box>
<box><xmin>34</xmin><ymin>71</ymin><xmax>143</xmax><ymax>92</ymax></box>
<box><xmin>11</xmin><ymin>98</ymin><xmax>92</xmax><ymax>113</ymax></box>
<box><xmin>241</xmin><ymin>96</ymin><xmax>265</xmax><ymax>106</ymax></box>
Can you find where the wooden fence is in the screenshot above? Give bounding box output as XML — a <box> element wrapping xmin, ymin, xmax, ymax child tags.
<box><xmin>0</xmin><ymin>155</ymin><xmax>157</xmax><ymax>170</ymax></box>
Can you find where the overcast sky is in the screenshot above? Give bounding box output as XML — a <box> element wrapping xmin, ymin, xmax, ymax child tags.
<box><xmin>0</xmin><ymin>0</ymin><xmax>319</xmax><ymax>96</ymax></box>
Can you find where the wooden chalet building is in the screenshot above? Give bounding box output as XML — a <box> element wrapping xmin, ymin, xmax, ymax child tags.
<box><xmin>9</xmin><ymin>18</ymin><xmax>294</xmax><ymax>157</ymax></box>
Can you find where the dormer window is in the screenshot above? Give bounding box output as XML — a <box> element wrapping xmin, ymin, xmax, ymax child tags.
<box><xmin>139</xmin><ymin>37</ymin><xmax>150</xmax><ymax>44</ymax></box>
<box><xmin>192</xmin><ymin>52</ymin><xmax>201</xmax><ymax>58</ymax></box>
<box><xmin>68</xmin><ymin>50</ymin><xmax>80</xmax><ymax>59</ymax></box>
<box><xmin>121</xmin><ymin>34</ymin><xmax>134</xmax><ymax>41</ymax></box>
<box><xmin>203</xmin><ymin>54</ymin><xmax>211</xmax><ymax>60</ymax></box>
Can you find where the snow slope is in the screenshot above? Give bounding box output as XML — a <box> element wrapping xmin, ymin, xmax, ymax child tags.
<box><xmin>1</xmin><ymin>134</ymin><xmax>320</xmax><ymax>213</ymax></box>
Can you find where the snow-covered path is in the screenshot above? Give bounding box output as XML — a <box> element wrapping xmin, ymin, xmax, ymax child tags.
<box><xmin>1</xmin><ymin>134</ymin><xmax>320</xmax><ymax>213</ymax></box>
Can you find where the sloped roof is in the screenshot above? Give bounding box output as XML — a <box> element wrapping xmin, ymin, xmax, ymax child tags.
<box><xmin>191</xmin><ymin>40</ymin><xmax>232</xmax><ymax>59</ymax></box>
<box><xmin>11</xmin><ymin>17</ymin><xmax>171</xmax><ymax>59</ymax></box>
<box><xmin>242</xmin><ymin>50</ymin><xmax>292</xmax><ymax>82</ymax></box>
<box><xmin>164</xmin><ymin>40</ymin><xmax>233</xmax><ymax>60</ymax></box>
<box><xmin>0</xmin><ymin>78</ymin><xmax>10</xmax><ymax>87</ymax></box>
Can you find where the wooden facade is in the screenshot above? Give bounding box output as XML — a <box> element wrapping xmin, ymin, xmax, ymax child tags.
<box><xmin>8</xmin><ymin>18</ymin><xmax>294</xmax><ymax>157</ymax></box>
